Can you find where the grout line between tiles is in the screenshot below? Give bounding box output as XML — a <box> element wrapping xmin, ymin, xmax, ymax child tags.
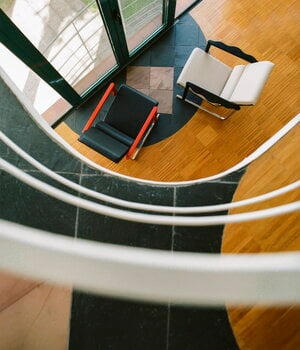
<box><xmin>74</xmin><ymin>162</ymin><xmax>83</xmax><ymax>239</ymax></box>
<box><xmin>166</xmin><ymin>186</ymin><xmax>177</xmax><ymax>350</ymax></box>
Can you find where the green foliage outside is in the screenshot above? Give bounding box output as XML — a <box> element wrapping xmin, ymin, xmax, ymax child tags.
<box><xmin>120</xmin><ymin>0</ymin><xmax>155</xmax><ymax>19</ymax></box>
<box><xmin>80</xmin><ymin>0</ymin><xmax>156</xmax><ymax>19</ymax></box>
<box><xmin>0</xmin><ymin>0</ymin><xmax>15</xmax><ymax>11</ymax></box>
<box><xmin>81</xmin><ymin>0</ymin><xmax>98</xmax><ymax>12</ymax></box>
<box><xmin>0</xmin><ymin>0</ymin><xmax>157</xmax><ymax>19</ymax></box>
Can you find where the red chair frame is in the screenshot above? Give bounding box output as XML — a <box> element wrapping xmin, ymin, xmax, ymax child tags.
<box><xmin>81</xmin><ymin>83</ymin><xmax>159</xmax><ymax>161</ymax></box>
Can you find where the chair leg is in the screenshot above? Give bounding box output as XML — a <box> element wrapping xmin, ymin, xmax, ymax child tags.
<box><xmin>176</xmin><ymin>94</ymin><xmax>235</xmax><ymax>120</ymax></box>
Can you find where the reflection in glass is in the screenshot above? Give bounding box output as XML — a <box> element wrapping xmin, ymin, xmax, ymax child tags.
<box><xmin>1</xmin><ymin>1</ymin><xmax>117</xmax><ymax>95</ymax></box>
<box><xmin>117</xmin><ymin>0</ymin><xmax>164</xmax><ymax>53</ymax></box>
<box><xmin>0</xmin><ymin>44</ymin><xmax>71</xmax><ymax>125</ymax></box>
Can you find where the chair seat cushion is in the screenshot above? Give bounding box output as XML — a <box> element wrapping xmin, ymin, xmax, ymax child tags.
<box><xmin>176</xmin><ymin>47</ymin><xmax>232</xmax><ymax>96</ymax></box>
<box><xmin>95</xmin><ymin>121</ymin><xmax>134</xmax><ymax>147</ymax></box>
<box><xmin>105</xmin><ymin>85</ymin><xmax>158</xmax><ymax>139</ymax></box>
<box><xmin>220</xmin><ymin>65</ymin><xmax>245</xmax><ymax>100</ymax></box>
<box><xmin>79</xmin><ymin>127</ymin><xmax>129</xmax><ymax>163</ymax></box>
<box><xmin>228</xmin><ymin>61</ymin><xmax>275</xmax><ymax>105</ymax></box>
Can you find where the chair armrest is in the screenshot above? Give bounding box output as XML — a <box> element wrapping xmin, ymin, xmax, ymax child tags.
<box><xmin>82</xmin><ymin>82</ymin><xmax>116</xmax><ymax>132</ymax></box>
<box><xmin>205</xmin><ymin>40</ymin><xmax>257</xmax><ymax>63</ymax></box>
<box><xmin>184</xmin><ymin>82</ymin><xmax>240</xmax><ymax>110</ymax></box>
<box><xmin>126</xmin><ymin>106</ymin><xmax>158</xmax><ymax>159</ymax></box>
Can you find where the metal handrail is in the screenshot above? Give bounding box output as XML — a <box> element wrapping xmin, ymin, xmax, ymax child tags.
<box><xmin>53</xmin><ymin>26</ymin><xmax>101</xmax><ymax>73</ymax></box>
<box><xmin>44</xmin><ymin>3</ymin><xmax>111</xmax><ymax>85</ymax></box>
<box><xmin>43</xmin><ymin>1</ymin><xmax>97</xmax><ymax>54</ymax></box>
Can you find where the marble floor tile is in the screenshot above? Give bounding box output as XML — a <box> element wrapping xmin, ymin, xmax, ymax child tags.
<box><xmin>133</xmin><ymin>88</ymin><xmax>150</xmax><ymax>96</ymax></box>
<box><xmin>150</xmin><ymin>67</ymin><xmax>174</xmax><ymax>90</ymax></box>
<box><xmin>0</xmin><ymin>282</ymin><xmax>71</xmax><ymax>350</ymax></box>
<box><xmin>126</xmin><ymin>66</ymin><xmax>150</xmax><ymax>89</ymax></box>
<box><xmin>150</xmin><ymin>89</ymin><xmax>173</xmax><ymax>114</ymax></box>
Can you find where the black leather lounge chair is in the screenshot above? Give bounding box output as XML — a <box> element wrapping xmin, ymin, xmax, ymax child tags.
<box><xmin>79</xmin><ymin>83</ymin><xmax>159</xmax><ymax>163</ymax></box>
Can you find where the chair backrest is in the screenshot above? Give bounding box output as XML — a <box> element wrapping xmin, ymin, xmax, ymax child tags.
<box><xmin>177</xmin><ymin>47</ymin><xmax>232</xmax><ymax>96</ymax></box>
<box><xmin>221</xmin><ymin>61</ymin><xmax>275</xmax><ymax>105</ymax></box>
<box><xmin>104</xmin><ymin>85</ymin><xmax>158</xmax><ymax>139</ymax></box>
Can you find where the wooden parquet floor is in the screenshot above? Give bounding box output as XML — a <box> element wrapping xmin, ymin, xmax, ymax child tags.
<box><xmin>222</xmin><ymin>124</ymin><xmax>300</xmax><ymax>350</ymax></box>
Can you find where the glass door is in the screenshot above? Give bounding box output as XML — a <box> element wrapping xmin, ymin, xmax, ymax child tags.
<box><xmin>43</xmin><ymin>1</ymin><xmax>118</xmax><ymax>95</ymax></box>
<box><xmin>0</xmin><ymin>0</ymin><xmax>174</xmax><ymax>122</ymax></box>
<box><xmin>116</xmin><ymin>0</ymin><xmax>166</xmax><ymax>54</ymax></box>
<box><xmin>0</xmin><ymin>1</ymin><xmax>118</xmax><ymax>122</ymax></box>
<box><xmin>0</xmin><ymin>1</ymin><xmax>118</xmax><ymax>101</ymax></box>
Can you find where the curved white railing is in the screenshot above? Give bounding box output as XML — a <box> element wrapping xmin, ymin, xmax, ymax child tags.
<box><xmin>1</xmin><ymin>67</ymin><xmax>299</xmax><ymax>186</ymax></box>
<box><xmin>1</xmin><ymin>220</ymin><xmax>300</xmax><ymax>306</ymax></box>
<box><xmin>1</xmin><ymin>158</ymin><xmax>299</xmax><ymax>226</ymax></box>
<box><xmin>1</xmin><ymin>69</ymin><xmax>300</xmax><ymax>306</ymax></box>
<box><xmin>1</xmin><ymin>131</ymin><xmax>300</xmax><ymax>214</ymax></box>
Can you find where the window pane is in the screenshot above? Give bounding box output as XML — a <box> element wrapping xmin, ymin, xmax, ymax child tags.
<box><xmin>1</xmin><ymin>0</ymin><xmax>118</xmax><ymax>95</ymax></box>
<box><xmin>117</xmin><ymin>0</ymin><xmax>164</xmax><ymax>53</ymax></box>
<box><xmin>0</xmin><ymin>43</ymin><xmax>71</xmax><ymax>125</ymax></box>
